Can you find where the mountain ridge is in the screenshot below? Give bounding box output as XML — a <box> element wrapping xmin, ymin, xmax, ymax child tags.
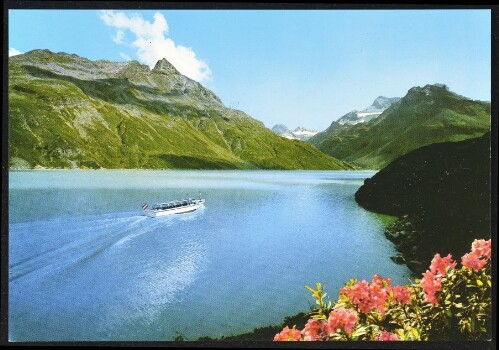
<box><xmin>308</xmin><ymin>84</ymin><xmax>490</xmax><ymax>169</ymax></box>
<box><xmin>9</xmin><ymin>50</ymin><xmax>354</xmax><ymax>170</ymax></box>
<box><xmin>337</xmin><ymin>96</ymin><xmax>401</xmax><ymax>125</ymax></box>
<box><xmin>271</xmin><ymin>124</ymin><xmax>318</xmax><ymax>141</ymax></box>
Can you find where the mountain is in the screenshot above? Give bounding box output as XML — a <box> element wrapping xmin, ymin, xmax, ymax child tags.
<box><xmin>308</xmin><ymin>84</ymin><xmax>490</xmax><ymax>169</ymax></box>
<box><xmin>355</xmin><ymin>133</ymin><xmax>491</xmax><ymax>273</ymax></box>
<box><xmin>8</xmin><ymin>50</ymin><xmax>354</xmax><ymax>170</ymax></box>
<box><xmin>337</xmin><ymin>96</ymin><xmax>400</xmax><ymax>125</ymax></box>
<box><xmin>271</xmin><ymin>124</ymin><xmax>291</xmax><ymax>135</ymax></box>
<box><xmin>271</xmin><ymin>125</ymin><xmax>319</xmax><ymax>141</ymax></box>
<box><xmin>291</xmin><ymin>126</ymin><xmax>319</xmax><ymax>140</ymax></box>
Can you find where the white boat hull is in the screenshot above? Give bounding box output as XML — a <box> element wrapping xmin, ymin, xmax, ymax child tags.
<box><xmin>143</xmin><ymin>201</ymin><xmax>204</xmax><ymax>218</ymax></box>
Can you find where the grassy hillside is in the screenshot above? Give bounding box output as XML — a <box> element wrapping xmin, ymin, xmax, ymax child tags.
<box><xmin>9</xmin><ymin>50</ymin><xmax>354</xmax><ymax>170</ymax></box>
<box><xmin>309</xmin><ymin>84</ymin><xmax>490</xmax><ymax>169</ymax></box>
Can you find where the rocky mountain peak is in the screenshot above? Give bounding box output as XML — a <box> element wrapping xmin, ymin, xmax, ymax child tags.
<box><xmin>337</xmin><ymin>95</ymin><xmax>400</xmax><ymax>126</ymax></box>
<box><xmin>272</xmin><ymin>124</ymin><xmax>290</xmax><ymax>134</ymax></box>
<box><xmin>402</xmin><ymin>84</ymin><xmax>454</xmax><ymax>106</ymax></box>
<box><xmin>369</xmin><ymin>96</ymin><xmax>401</xmax><ymax>111</ymax></box>
<box><xmin>153</xmin><ymin>58</ymin><xmax>180</xmax><ymax>75</ymax></box>
<box><xmin>408</xmin><ymin>83</ymin><xmax>450</xmax><ymax>96</ymax></box>
<box><xmin>272</xmin><ymin>124</ymin><xmax>318</xmax><ymax>141</ymax></box>
<box><xmin>25</xmin><ymin>49</ymin><xmax>52</xmax><ymax>55</ymax></box>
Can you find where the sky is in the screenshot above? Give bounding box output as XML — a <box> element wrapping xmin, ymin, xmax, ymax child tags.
<box><xmin>8</xmin><ymin>9</ymin><xmax>491</xmax><ymax>131</ymax></box>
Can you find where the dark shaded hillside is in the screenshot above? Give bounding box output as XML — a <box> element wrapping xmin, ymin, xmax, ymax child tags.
<box><xmin>9</xmin><ymin>50</ymin><xmax>354</xmax><ymax>170</ymax></box>
<box><xmin>355</xmin><ymin>133</ymin><xmax>491</xmax><ymax>273</ymax></box>
<box><xmin>309</xmin><ymin>84</ymin><xmax>490</xmax><ymax>169</ymax></box>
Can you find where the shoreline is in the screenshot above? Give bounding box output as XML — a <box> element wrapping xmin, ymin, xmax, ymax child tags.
<box><xmin>192</xmin><ymin>312</ymin><xmax>310</xmax><ymax>342</ymax></box>
<box><xmin>8</xmin><ymin>167</ymin><xmax>375</xmax><ymax>172</ymax></box>
<box><xmin>384</xmin><ymin>215</ymin><xmax>429</xmax><ymax>275</ymax></box>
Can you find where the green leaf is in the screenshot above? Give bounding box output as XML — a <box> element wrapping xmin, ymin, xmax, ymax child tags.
<box><xmin>305</xmin><ymin>285</ymin><xmax>315</xmax><ymax>293</ymax></box>
<box><xmin>471</xmin><ymin>315</ymin><xmax>477</xmax><ymax>332</ymax></box>
<box><xmin>352</xmin><ymin>327</ymin><xmax>367</xmax><ymax>338</ymax></box>
<box><xmin>476</xmin><ymin>279</ymin><xmax>483</xmax><ymax>287</ymax></box>
<box><xmin>339</xmin><ymin>293</ymin><xmax>348</xmax><ymax>301</ymax></box>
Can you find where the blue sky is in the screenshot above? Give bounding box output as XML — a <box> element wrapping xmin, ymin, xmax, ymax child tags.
<box><xmin>9</xmin><ymin>9</ymin><xmax>491</xmax><ymax>130</ymax></box>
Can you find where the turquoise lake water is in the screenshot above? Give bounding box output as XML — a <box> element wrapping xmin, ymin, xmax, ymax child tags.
<box><xmin>8</xmin><ymin>170</ymin><xmax>411</xmax><ymax>341</ymax></box>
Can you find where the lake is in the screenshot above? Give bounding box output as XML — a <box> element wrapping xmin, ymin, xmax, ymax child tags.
<box><xmin>8</xmin><ymin>170</ymin><xmax>411</xmax><ymax>341</ymax></box>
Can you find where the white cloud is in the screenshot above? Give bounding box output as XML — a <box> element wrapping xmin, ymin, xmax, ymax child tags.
<box><xmin>119</xmin><ymin>52</ymin><xmax>131</xmax><ymax>61</ymax></box>
<box><xmin>99</xmin><ymin>10</ymin><xmax>211</xmax><ymax>82</ymax></box>
<box><xmin>9</xmin><ymin>47</ymin><xmax>22</xmax><ymax>57</ymax></box>
<box><xmin>113</xmin><ymin>30</ymin><xmax>125</xmax><ymax>44</ymax></box>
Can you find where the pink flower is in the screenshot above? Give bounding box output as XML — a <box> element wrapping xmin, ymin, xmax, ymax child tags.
<box><xmin>461</xmin><ymin>239</ymin><xmax>491</xmax><ymax>272</ymax></box>
<box><xmin>340</xmin><ymin>275</ymin><xmax>392</xmax><ymax>314</ymax></box>
<box><xmin>393</xmin><ymin>285</ymin><xmax>412</xmax><ymax>304</ymax></box>
<box><xmin>321</xmin><ymin>320</ymin><xmax>332</xmax><ymax>338</ymax></box>
<box><xmin>301</xmin><ymin>319</ymin><xmax>322</xmax><ymax>341</ymax></box>
<box><xmin>420</xmin><ymin>270</ymin><xmax>442</xmax><ymax>304</ymax></box>
<box><xmin>461</xmin><ymin>251</ymin><xmax>488</xmax><ymax>272</ymax></box>
<box><xmin>373</xmin><ymin>274</ymin><xmax>392</xmax><ymax>288</ymax></box>
<box><xmin>328</xmin><ymin>306</ymin><xmax>359</xmax><ymax>334</ymax></box>
<box><xmin>471</xmin><ymin>239</ymin><xmax>491</xmax><ymax>259</ymax></box>
<box><xmin>274</xmin><ymin>326</ymin><xmax>302</xmax><ymax>341</ymax></box>
<box><xmin>430</xmin><ymin>253</ymin><xmax>456</xmax><ymax>276</ymax></box>
<box><xmin>341</xmin><ymin>280</ymin><xmax>370</xmax><ymax>313</ymax></box>
<box><xmin>370</xmin><ymin>275</ymin><xmax>391</xmax><ymax>314</ymax></box>
<box><xmin>377</xmin><ymin>330</ymin><xmax>400</xmax><ymax>341</ymax></box>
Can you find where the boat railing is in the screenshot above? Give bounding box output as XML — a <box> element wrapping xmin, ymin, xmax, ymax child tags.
<box><xmin>149</xmin><ymin>198</ymin><xmax>204</xmax><ymax>211</ymax></box>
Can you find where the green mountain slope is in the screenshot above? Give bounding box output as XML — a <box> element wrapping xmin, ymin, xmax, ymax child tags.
<box><xmin>355</xmin><ymin>133</ymin><xmax>491</xmax><ymax>273</ymax></box>
<box><xmin>9</xmin><ymin>50</ymin><xmax>354</xmax><ymax>170</ymax></box>
<box><xmin>308</xmin><ymin>84</ymin><xmax>490</xmax><ymax>169</ymax></box>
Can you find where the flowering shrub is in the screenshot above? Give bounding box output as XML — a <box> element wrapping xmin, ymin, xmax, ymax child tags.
<box><xmin>274</xmin><ymin>239</ymin><xmax>491</xmax><ymax>341</ymax></box>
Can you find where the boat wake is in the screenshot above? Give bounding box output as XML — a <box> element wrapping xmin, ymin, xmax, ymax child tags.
<box><xmin>9</xmin><ymin>210</ymin><xmax>202</xmax><ymax>282</ymax></box>
<box><xmin>9</xmin><ymin>208</ymin><xmax>208</xmax><ymax>340</ymax></box>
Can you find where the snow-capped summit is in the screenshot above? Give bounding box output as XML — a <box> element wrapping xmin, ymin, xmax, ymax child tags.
<box><xmin>271</xmin><ymin>124</ymin><xmax>319</xmax><ymax>141</ymax></box>
<box><xmin>337</xmin><ymin>96</ymin><xmax>400</xmax><ymax>125</ymax></box>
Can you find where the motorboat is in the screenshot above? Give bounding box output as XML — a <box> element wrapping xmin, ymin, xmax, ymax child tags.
<box><xmin>142</xmin><ymin>198</ymin><xmax>205</xmax><ymax>217</ymax></box>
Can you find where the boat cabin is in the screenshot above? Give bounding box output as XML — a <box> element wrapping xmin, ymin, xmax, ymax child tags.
<box><xmin>151</xmin><ymin>199</ymin><xmax>195</xmax><ymax>211</ymax></box>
